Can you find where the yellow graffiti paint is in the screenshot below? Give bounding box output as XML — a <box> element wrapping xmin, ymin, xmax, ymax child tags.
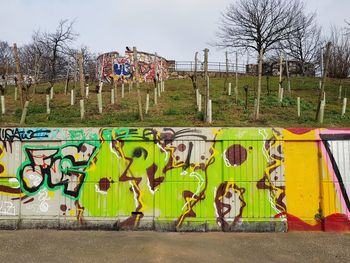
<box><xmin>284</xmin><ymin>130</ymin><xmax>320</xmax><ymax>225</ymax></box>
<box><xmin>284</xmin><ymin>129</ymin><xmax>342</xmax><ymax>225</ymax></box>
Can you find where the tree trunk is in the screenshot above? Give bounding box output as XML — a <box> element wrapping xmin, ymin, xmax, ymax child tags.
<box><xmin>315</xmin><ymin>42</ymin><xmax>332</xmax><ymax>120</ymax></box>
<box><xmin>64</xmin><ymin>67</ymin><xmax>70</xmax><ymax>95</ymax></box>
<box><xmin>78</xmin><ymin>52</ymin><xmax>85</xmax><ymax>99</ymax></box>
<box><xmin>133</xmin><ymin>47</ymin><xmax>143</xmax><ymax>121</ymax></box>
<box><xmin>13</xmin><ymin>43</ymin><xmax>25</xmax><ymax>108</ymax></box>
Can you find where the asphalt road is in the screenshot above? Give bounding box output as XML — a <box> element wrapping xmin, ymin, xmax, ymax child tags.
<box><xmin>0</xmin><ymin>230</ymin><xmax>349</xmax><ymax>263</ymax></box>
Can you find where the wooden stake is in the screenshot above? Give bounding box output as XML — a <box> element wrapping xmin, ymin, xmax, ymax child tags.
<box><xmin>278</xmin><ymin>53</ymin><xmax>283</xmax><ymax>103</ymax></box>
<box><xmin>46</xmin><ymin>95</ymin><xmax>50</xmax><ymax>115</ymax></box>
<box><xmin>78</xmin><ymin>52</ymin><xmax>85</xmax><ymax>99</ymax></box>
<box><xmin>253</xmin><ymin>98</ymin><xmax>258</xmax><ymax>119</ymax></box>
<box><xmin>157</xmin><ymin>83</ymin><xmax>161</xmax><ymax>97</ymax></box>
<box><xmin>20</xmin><ymin>101</ymin><xmax>29</xmax><ymax>125</ymax></box>
<box><xmin>114</xmin><ymin>82</ymin><xmax>117</xmax><ymax>104</ymax></box>
<box><xmin>244</xmin><ymin>85</ymin><xmax>248</xmax><ymax>110</ymax></box>
<box><xmin>80</xmin><ymin>99</ymin><xmax>85</xmax><ymax>120</ymax></box>
<box><xmin>194</xmin><ymin>52</ymin><xmax>198</xmax><ymax>78</ymax></box>
<box><xmin>204</xmin><ymin>48</ymin><xmax>209</xmax><ymax>122</ymax></box>
<box><xmin>224</xmin><ymin>51</ymin><xmax>228</xmax><ymax>92</ymax></box>
<box><xmin>196</xmin><ymin>88</ymin><xmax>199</xmax><ymax>105</ymax></box>
<box><xmin>133</xmin><ymin>47</ymin><xmax>143</xmax><ymax>121</ymax></box>
<box><xmin>297</xmin><ymin>97</ymin><xmax>301</xmax><ymax>118</ymax></box>
<box><xmin>285</xmin><ymin>55</ymin><xmax>291</xmax><ymax>94</ymax></box>
<box><xmin>70</xmin><ymin>89</ymin><xmax>75</xmax><ymax>106</ymax></box>
<box><xmin>342</xmin><ymin>98</ymin><xmax>347</xmax><ymax>117</ymax></box>
<box><xmin>207</xmin><ymin>99</ymin><xmax>212</xmax><ymax>124</ymax></box>
<box><xmin>50</xmin><ymin>87</ymin><xmax>54</xmax><ymax>100</ymax></box>
<box><xmin>13</xmin><ymin>43</ymin><xmax>25</xmax><ymax>108</ymax></box>
<box><xmin>234</xmin><ymin>86</ymin><xmax>238</xmax><ymax>103</ymax></box>
<box><xmin>323</xmin><ymin>91</ymin><xmax>326</xmax><ymax>105</ymax></box>
<box><xmin>198</xmin><ymin>94</ymin><xmax>202</xmax><ymax>112</ymax></box>
<box><xmin>14</xmin><ymin>87</ymin><xmax>17</xmax><ymax>101</ymax></box>
<box><xmin>99</xmin><ymin>82</ymin><xmax>103</xmax><ymax>93</ymax></box>
<box><xmin>97</xmin><ymin>92</ymin><xmax>103</xmax><ymax>114</ymax></box>
<box><xmin>254</xmin><ymin>49</ymin><xmax>264</xmax><ymax>120</ymax></box>
<box><xmin>145</xmin><ymin>93</ymin><xmax>150</xmax><ymax>114</ymax></box>
<box><xmin>193</xmin><ymin>52</ymin><xmax>198</xmax><ymax>101</ymax></box>
<box><xmin>280</xmin><ymin>88</ymin><xmax>284</xmax><ymax>104</ymax></box>
<box><xmin>316</xmin><ymin>42</ymin><xmax>332</xmax><ymax>121</ymax></box>
<box><xmin>320</xmin><ymin>43</ymin><xmax>332</xmax><ymax>99</ymax></box>
<box><xmin>73</xmin><ymin>66</ymin><xmax>77</xmax><ymax>91</ymax></box>
<box><xmin>111</xmin><ymin>88</ymin><xmax>115</xmax><ymax>104</ymax></box>
<box><xmin>122</xmin><ymin>83</ymin><xmax>125</xmax><ymax>98</ymax></box>
<box><xmin>85</xmin><ymin>84</ymin><xmax>89</xmax><ymax>98</ymax></box>
<box><xmin>160</xmin><ymin>58</ymin><xmax>163</xmax><ymax>90</ymax></box>
<box><xmin>4</xmin><ymin>58</ymin><xmax>8</xmax><ymax>94</ymax></box>
<box><xmin>318</xmin><ymin>100</ymin><xmax>325</xmax><ymax>124</ymax></box>
<box><xmin>235</xmin><ymin>51</ymin><xmax>238</xmax><ymax>103</ymax></box>
<box><xmin>228</xmin><ymin>83</ymin><xmax>232</xmax><ymax>96</ymax></box>
<box><xmin>338</xmin><ymin>85</ymin><xmax>342</xmax><ymax>99</ymax></box>
<box><xmin>1</xmin><ymin>95</ymin><xmax>5</xmax><ymax>114</ymax></box>
<box><xmin>32</xmin><ymin>55</ymin><xmax>39</xmax><ymax>95</ymax></box>
<box><xmin>154</xmin><ymin>87</ymin><xmax>157</xmax><ymax>105</ymax></box>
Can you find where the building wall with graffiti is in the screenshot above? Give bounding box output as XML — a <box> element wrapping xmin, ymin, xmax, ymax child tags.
<box><xmin>96</xmin><ymin>50</ymin><xmax>169</xmax><ymax>83</ymax></box>
<box><xmin>0</xmin><ymin>127</ymin><xmax>349</xmax><ymax>232</ymax></box>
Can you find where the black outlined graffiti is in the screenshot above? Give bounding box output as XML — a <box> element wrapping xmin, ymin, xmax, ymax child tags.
<box><xmin>18</xmin><ymin>143</ymin><xmax>97</xmax><ymax>199</ymax></box>
<box><xmin>0</xmin><ymin>128</ymin><xmax>51</xmax><ymax>142</ymax></box>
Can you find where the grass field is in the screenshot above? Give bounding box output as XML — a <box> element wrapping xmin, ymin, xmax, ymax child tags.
<box><xmin>0</xmin><ymin>75</ymin><xmax>349</xmax><ymax>127</ymax></box>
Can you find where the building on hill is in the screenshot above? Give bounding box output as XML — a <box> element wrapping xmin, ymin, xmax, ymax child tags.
<box><xmin>246</xmin><ymin>60</ymin><xmax>315</xmax><ymax>77</ymax></box>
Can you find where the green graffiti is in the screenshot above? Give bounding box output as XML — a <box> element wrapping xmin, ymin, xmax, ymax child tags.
<box><xmin>3</xmin><ymin>127</ymin><xmax>286</xmax><ymax>229</ymax></box>
<box><xmin>17</xmin><ymin>141</ymin><xmax>100</xmax><ymax>200</ymax></box>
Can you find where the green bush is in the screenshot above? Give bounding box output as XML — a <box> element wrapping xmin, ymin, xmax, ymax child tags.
<box><xmin>170</xmin><ymin>95</ymin><xmax>181</xmax><ymax>101</ymax></box>
<box><xmin>164</xmin><ymin>108</ymin><xmax>178</xmax><ymax>115</ymax></box>
<box><xmin>196</xmin><ymin>111</ymin><xmax>204</xmax><ymax>121</ymax></box>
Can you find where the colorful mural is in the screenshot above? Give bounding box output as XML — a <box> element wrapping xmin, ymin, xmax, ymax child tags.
<box><xmin>96</xmin><ymin>50</ymin><xmax>168</xmax><ymax>83</ymax></box>
<box><xmin>96</xmin><ymin>52</ymin><xmax>119</xmax><ymax>83</ymax></box>
<box><xmin>0</xmin><ymin>127</ymin><xmax>349</xmax><ymax>232</ymax></box>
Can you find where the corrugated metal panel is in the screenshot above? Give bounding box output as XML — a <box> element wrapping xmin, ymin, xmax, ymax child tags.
<box><xmin>0</xmin><ymin>127</ymin><xmax>349</xmax><ymax>231</ymax></box>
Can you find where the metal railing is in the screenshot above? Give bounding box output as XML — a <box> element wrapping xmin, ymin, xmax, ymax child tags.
<box><xmin>172</xmin><ymin>61</ymin><xmax>247</xmax><ymax>73</ymax></box>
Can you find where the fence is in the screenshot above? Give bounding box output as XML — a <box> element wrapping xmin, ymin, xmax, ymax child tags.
<box><xmin>0</xmin><ymin>127</ymin><xmax>349</xmax><ymax>231</ymax></box>
<box><xmin>172</xmin><ymin>61</ymin><xmax>247</xmax><ymax>74</ymax></box>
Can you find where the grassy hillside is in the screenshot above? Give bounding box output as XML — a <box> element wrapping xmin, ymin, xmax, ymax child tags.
<box><xmin>0</xmin><ymin>75</ymin><xmax>349</xmax><ymax>127</ymax></box>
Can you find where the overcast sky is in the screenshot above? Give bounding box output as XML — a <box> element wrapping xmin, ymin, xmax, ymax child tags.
<box><xmin>0</xmin><ymin>0</ymin><xmax>349</xmax><ymax>62</ymax></box>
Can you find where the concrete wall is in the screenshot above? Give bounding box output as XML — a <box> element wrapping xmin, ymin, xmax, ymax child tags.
<box><xmin>96</xmin><ymin>51</ymin><xmax>169</xmax><ymax>83</ymax></box>
<box><xmin>0</xmin><ymin>127</ymin><xmax>349</xmax><ymax>232</ymax></box>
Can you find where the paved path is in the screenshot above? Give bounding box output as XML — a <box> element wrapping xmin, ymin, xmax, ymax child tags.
<box><xmin>0</xmin><ymin>230</ymin><xmax>349</xmax><ymax>262</ymax></box>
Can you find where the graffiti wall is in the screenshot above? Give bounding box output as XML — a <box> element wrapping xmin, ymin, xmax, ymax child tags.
<box><xmin>96</xmin><ymin>52</ymin><xmax>119</xmax><ymax>83</ymax></box>
<box><xmin>96</xmin><ymin>50</ymin><xmax>168</xmax><ymax>83</ymax></box>
<box><xmin>0</xmin><ymin>127</ymin><xmax>349</xmax><ymax>232</ymax></box>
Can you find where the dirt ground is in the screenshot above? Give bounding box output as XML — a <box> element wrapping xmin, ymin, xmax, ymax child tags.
<box><xmin>0</xmin><ymin>230</ymin><xmax>349</xmax><ymax>263</ymax></box>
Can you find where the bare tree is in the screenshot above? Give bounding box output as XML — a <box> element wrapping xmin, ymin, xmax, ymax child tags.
<box><xmin>279</xmin><ymin>12</ymin><xmax>322</xmax><ymax>76</ymax></box>
<box><xmin>34</xmin><ymin>19</ymin><xmax>78</xmax><ymax>94</ymax></box>
<box><xmin>215</xmin><ymin>0</ymin><xmax>305</xmax><ymax>58</ymax></box>
<box><xmin>0</xmin><ymin>41</ymin><xmax>13</xmax><ymax>96</ymax></box>
<box><xmin>67</xmin><ymin>46</ymin><xmax>96</xmax><ymax>83</ymax></box>
<box><xmin>328</xmin><ymin>26</ymin><xmax>350</xmax><ymax>79</ymax></box>
<box><xmin>0</xmin><ymin>40</ymin><xmax>13</xmax><ymax>74</ymax></box>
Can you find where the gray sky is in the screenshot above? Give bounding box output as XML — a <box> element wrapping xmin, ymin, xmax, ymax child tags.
<box><xmin>0</xmin><ymin>0</ymin><xmax>349</xmax><ymax>62</ymax></box>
